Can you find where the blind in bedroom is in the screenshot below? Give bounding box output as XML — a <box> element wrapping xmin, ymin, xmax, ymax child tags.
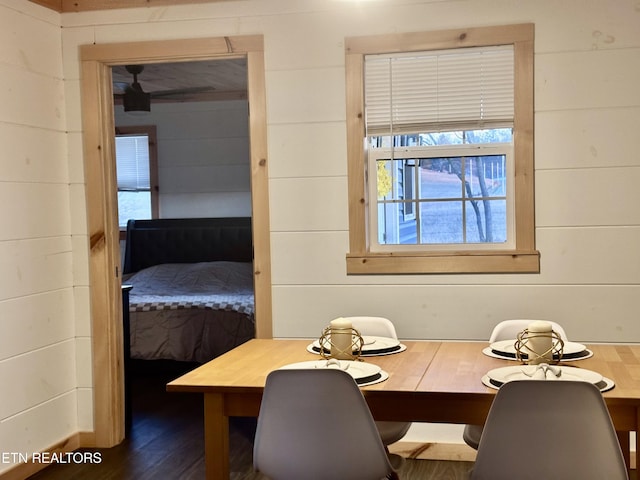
<box><xmin>116</xmin><ymin>134</ymin><xmax>150</xmax><ymax>192</ymax></box>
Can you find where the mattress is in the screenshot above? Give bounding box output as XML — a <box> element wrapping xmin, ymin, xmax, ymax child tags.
<box><xmin>126</xmin><ymin>261</ymin><xmax>255</xmax><ymax>363</ymax></box>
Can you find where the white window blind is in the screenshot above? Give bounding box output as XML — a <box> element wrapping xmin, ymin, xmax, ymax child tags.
<box><xmin>365</xmin><ymin>45</ymin><xmax>514</xmax><ymax>135</ymax></box>
<box><xmin>116</xmin><ymin>135</ymin><xmax>150</xmax><ymax>191</ymax></box>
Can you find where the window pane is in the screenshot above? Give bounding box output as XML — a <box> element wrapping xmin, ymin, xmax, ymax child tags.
<box><xmin>376</xmin><ymin>160</ymin><xmax>393</xmax><ymax>199</ymax></box>
<box><xmin>461</xmin><ymin>156</ymin><xmax>507</xmax><ymax>200</ymax></box>
<box><xmin>118</xmin><ymin>191</ymin><xmax>151</xmax><ymax>228</ymax></box>
<box><xmin>378</xmin><ymin>201</ymin><xmax>400</xmax><ymax>244</ymax></box>
<box><xmin>465</xmin><ymin>199</ymin><xmax>507</xmax><ymax>243</ymax></box>
<box><xmin>376</xmin><ymin>159</ymin><xmax>419</xmax><ymax>202</ymax></box>
<box><xmin>420</xmin><ymin>158</ymin><xmax>463</xmax><ymax>199</ymax></box>
<box><xmin>421</xmin><ymin>201</ymin><xmax>463</xmax><ymax>244</ymax></box>
<box><xmin>400</xmin><ymin>216</ymin><xmax>418</xmax><ymax>244</ymax></box>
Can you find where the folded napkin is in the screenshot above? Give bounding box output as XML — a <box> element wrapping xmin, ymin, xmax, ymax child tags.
<box><xmin>320</xmin><ymin>359</ymin><xmax>350</xmax><ymax>371</ymax></box>
<box><xmin>522</xmin><ymin>363</ymin><xmax>562</xmax><ymax>380</ymax></box>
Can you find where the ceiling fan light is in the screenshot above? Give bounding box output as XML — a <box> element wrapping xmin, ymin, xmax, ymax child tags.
<box><xmin>123</xmin><ymin>85</ymin><xmax>151</xmax><ymax>113</ymax></box>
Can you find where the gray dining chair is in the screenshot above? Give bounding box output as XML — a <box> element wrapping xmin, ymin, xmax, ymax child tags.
<box><xmin>463</xmin><ymin>319</ymin><xmax>568</xmax><ymax>449</ymax></box>
<box><xmin>347</xmin><ymin>317</ymin><xmax>412</xmax><ymax>451</ymax></box>
<box><xmin>253</xmin><ymin>368</ymin><xmax>399</xmax><ymax>480</ymax></box>
<box><xmin>471</xmin><ymin>380</ymin><xmax>628</xmax><ymax>480</ymax></box>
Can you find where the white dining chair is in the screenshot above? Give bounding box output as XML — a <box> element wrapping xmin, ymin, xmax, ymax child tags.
<box><xmin>253</xmin><ymin>368</ymin><xmax>398</xmax><ymax>480</ymax></box>
<box><xmin>346</xmin><ymin>317</ymin><xmax>412</xmax><ymax>451</ymax></box>
<box><xmin>349</xmin><ymin>316</ymin><xmax>400</xmax><ymax>340</ymax></box>
<box><xmin>463</xmin><ymin>319</ymin><xmax>568</xmax><ymax>450</ymax></box>
<box><xmin>471</xmin><ymin>380</ymin><xmax>628</xmax><ymax>480</ymax></box>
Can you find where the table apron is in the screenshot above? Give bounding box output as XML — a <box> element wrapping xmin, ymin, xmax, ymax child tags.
<box><xmin>364</xmin><ymin>392</ymin><xmax>495</xmax><ymax>424</ymax></box>
<box><xmin>221</xmin><ymin>391</ymin><xmax>638</xmax><ymax>429</ymax></box>
<box><xmin>223</xmin><ymin>391</ymin><xmax>496</xmax><ymax>425</ymax></box>
<box><xmin>223</xmin><ymin>392</ymin><xmax>262</xmax><ymax>417</ymax></box>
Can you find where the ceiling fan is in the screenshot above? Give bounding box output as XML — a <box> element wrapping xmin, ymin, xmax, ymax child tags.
<box><xmin>113</xmin><ymin>64</ymin><xmax>217</xmax><ymax>112</ymax></box>
<box><xmin>117</xmin><ymin>65</ymin><xmax>150</xmax><ymax>112</ymax></box>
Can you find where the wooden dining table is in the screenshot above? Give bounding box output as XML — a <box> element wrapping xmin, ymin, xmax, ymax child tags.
<box><xmin>167</xmin><ymin>339</ymin><xmax>640</xmax><ymax>480</ymax></box>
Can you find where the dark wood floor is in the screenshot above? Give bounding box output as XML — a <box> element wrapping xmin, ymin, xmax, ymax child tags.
<box><xmin>26</xmin><ymin>362</ymin><xmax>472</xmax><ymax>479</ymax></box>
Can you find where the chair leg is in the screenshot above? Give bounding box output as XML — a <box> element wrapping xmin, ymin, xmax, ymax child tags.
<box><xmin>385</xmin><ymin>446</ymin><xmax>401</xmax><ymax>480</ymax></box>
<box><xmin>385</xmin><ymin>445</ymin><xmax>405</xmax><ymax>471</ymax></box>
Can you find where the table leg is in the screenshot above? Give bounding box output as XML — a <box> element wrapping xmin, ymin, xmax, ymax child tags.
<box><xmin>204</xmin><ymin>393</ymin><xmax>229</xmax><ymax>480</ymax></box>
<box><xmin>636</xmin><ymin>414</ymin><xmax>640</xmax><ymax>474</ymax></box>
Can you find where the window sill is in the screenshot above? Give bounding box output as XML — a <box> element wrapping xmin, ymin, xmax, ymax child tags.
<box><xmin>346</xmin><ymin>250</ymin><xmax>540</xmax><ymax>275</ymax></box>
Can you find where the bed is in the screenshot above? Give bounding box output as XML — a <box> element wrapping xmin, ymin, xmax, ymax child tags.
<box><xmin>122</xmin><ymin>217</ymin><xmax>255</xmax><ymax>364</ymax></box>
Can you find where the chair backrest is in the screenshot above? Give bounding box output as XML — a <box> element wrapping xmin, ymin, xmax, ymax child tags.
<box><xmin>347</xmin><ymin>316</ymin><xmax>398</xmax><ymax>339</ymax></box>
<box><xmin>489</xmin><ymin>319</ymin><xmax>568</xmax><ymax>342</ymax></box>
<box><xmin>254</xmin><ymin>368</ymin><xmax>394</xmax><ymax>480</ymax></box>
<box><xmin>471</xmin><ymin>380</ymin><xmax>628</xmax><ymax>480</ymax></box>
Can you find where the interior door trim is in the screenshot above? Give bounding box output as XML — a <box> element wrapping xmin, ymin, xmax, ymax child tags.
<box><xmin>79</xmin><ymin>34</ymin><xmax>272</xmax><ymax>446</ymax></box>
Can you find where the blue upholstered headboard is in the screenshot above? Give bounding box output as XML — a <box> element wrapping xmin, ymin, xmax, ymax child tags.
<box><xmin>122</xmin><ymin>217</ymin><xmax>253</xmax><ymax>275</ymax></box>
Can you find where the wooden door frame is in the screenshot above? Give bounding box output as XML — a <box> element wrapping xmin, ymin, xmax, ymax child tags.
<box><xmin>79</xmin><ymin>35</ymin><xmax>272</xmax><ymax>447</ymax></box>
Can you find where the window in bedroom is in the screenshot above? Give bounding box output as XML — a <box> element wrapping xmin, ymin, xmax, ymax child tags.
<box><xmin>345</xmin><ymin>23</ymin><xmax>539</xmax><ymax>274</ymax></box>
<box><xmin>115</xmin><ymin>125</ymin><xmax>159</xmax><ymax>229</ymax></box>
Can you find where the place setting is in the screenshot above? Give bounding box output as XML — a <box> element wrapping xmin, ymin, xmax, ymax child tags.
<box><xmin>281</xmin><ymin>318</ymin><xmax>393</xmax><ymax>386</ymax></box>
<box><xmin>483</xmin><ymin>339</ymin><xmax>593</xmax><ymax>361</ymax></box>
<box><xmin>481</xmin><ymin>321</ymin><xmax>614</xmax><ymax>392</ymax></box>
<box><xmin>279</xmin><ymin>358</ymin><xmax>388</xmax><ymax>386</ymax></box>
<box><xmin>482</xmin><ymin>320</ymin><xmax>593</xmax><ymax>361</ymax></box>
<box><xmin>307</xmin><ymin>336</ymin><xmax>406</xmax><ymax>357</ymax></box>
<box><xmin>482</xmin><ymin>363</ymin><xmax>615</xmax><ymax>392</ymax></box>
<box><xmin>305</xmin><ymin>318</ymin><xmax>407</xmax><ymax>357</ymax></box>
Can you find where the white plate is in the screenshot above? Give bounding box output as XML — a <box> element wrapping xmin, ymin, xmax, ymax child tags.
<box><xmin>488</xmin><ymin>339</ymin><xmax>592</xmax><ymax>360</ymax></box>
<box><xmin>307</xmin><ymin>336</ymin><xmax>405</xmax><ymax>356</ymax></box>
<box><xmin>279</xmin><ymin>360</ymin><xmax>387</xmax><ymax>386</ymax></box>
<box><xmin>482</xmin><ymin>374</ymin><xmax>615</xmax><ymax>392</ymax></box>
<box><xmin>482</xmin><ymin>347</ymin><xmax>594</xmax><ymax>362</ymax></box>
<box><xmin>486</xmin><ymin>365</ymin><xmax>603</xmax><ymax>385</ymax></box>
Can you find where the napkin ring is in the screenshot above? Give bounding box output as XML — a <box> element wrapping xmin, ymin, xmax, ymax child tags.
<box><xmin>318</xmin><ymin>327</ymin><xmax>364</xmax><ymax>361</ymax></box>
<box><xmin>514</xmin><ymin>329</ymin><xmax>564</xmax><ymax>364</ymax></box>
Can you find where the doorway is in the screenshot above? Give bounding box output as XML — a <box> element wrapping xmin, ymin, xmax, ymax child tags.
<box><xmin>79</xmin><ymin>35</ymin><xmax>272</xmax><ymax>447</ymax></box>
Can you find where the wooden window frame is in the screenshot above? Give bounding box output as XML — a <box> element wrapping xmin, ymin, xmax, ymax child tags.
<box><xmin>345</xmin><ymin>24</ymin><xmax>539</xmax><ymax>274</ymax></box>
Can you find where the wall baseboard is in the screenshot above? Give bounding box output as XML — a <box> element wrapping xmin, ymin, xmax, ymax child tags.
<box><xmin>0</xmin><ymin>431</ymin><xmax>95</xmax><ymax>480</ymax></box>
<box><xmin>389</xmin><ymin>440</ymin><xmax>637</xmax><ymax>470</ymax></box>
<box><xmin>78</xmin><ymin>431</ymin><xmax>96</xmax><ymax>448</ymax></box>
<box><xmin>389</xmin><ymin>440</ymin><xmax>477</xmax><ymax>463</ymax></box>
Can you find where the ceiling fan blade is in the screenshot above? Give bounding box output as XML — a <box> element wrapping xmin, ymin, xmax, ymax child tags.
<box><xmin>150</xmin><ymin>86</ymin><xmax>216</xmax><ymax>98</ymax></box>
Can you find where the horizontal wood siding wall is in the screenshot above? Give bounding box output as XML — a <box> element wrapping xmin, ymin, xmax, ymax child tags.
<box><xmin>0</xmin><ymin>1</ymin><xmax>81</xmax><ymax>476</ymax></box>
<box><xmin>1</xmin><ymin>0</ymin><xmax>637</xmax><ymax>471</ymax></box>
<box><xmin>114</xmin><ymin>100</ymin><xmax>251</xmax><ymax>219</ymax></box>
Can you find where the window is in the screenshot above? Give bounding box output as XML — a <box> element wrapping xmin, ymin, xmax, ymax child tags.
<box><xmin>370</xmin><ymin>139</ymin><xmax>513</xmax><ymax>250</ymax></box>
<box><xmin>345</xmin><ymin>24</ymin><xmax>539</xmax><ymax>274</ymax></box>
<box><xmin>115</xmin><ymin>126</ymin><xmax>159</xmax><ymax>229</ymax></box>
